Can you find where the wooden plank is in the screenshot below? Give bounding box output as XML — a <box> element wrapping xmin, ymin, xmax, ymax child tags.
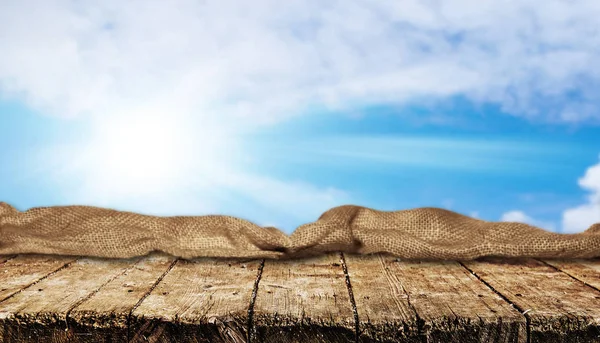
<box><xmin>463</xmin><ymin>257</ymin><xmax>600</xmax><ymax>343</ymax></box>
<box><xmin>0</xmin><ymin>255</ymin><xmax>141</xmax><ymax>343</ymax></box>
<box><xmin>66</xmin><ymin>252</ymin><xmax>177</xmax><ymax>342</ymax></box>
<box><xmin>6</xmin><ymin>253</ymin><xmax>600</xmax><ymax>342</ymax></box>
<box><xmin>252</xmin><ymin>253</ymin><xmax>355</xmax><ymax>343</ymax></box>
<box><xmin>541</xmin><ymin>258</ymin><xmax>600</xmax><ymax>290</ymax></box>
<box><xmin>0</xmin><ymin>254</ymin><xmax>78</xmax><ymax>342</ymax></box>
<box><xmin>344</xmin><ymin>253</ymin><xmax>526</xmax><ymax>343</ymax></box>
<box><xmin>0</xmin><ymin>254</ymin><xmax>77</xmax><ymax>302</ymax></box>
<box><xmin>341</xmin><ymin>254</ymin><xmax>419</xmax><ymax>343</ymax></box>
<box><xmin>130</xmin><ymin>257</ymin><xmax>262</xmax><ymax>343</ymax></box>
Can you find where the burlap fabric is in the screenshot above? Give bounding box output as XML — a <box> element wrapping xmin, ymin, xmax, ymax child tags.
<box><xmin>2</xmin><ymin>202</ymin><xmax>600</xmax><ymax>260</ymax></box>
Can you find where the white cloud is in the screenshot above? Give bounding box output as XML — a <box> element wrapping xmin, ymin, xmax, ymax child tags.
<box><xmin>500</xmin><ymin>210</ymin><xmax>556</xmax><ymax>231</ymax></box>
<box><xmin>499</xmin><ymin>157</ymin><xmax>600</xmax><ymax>234</ymax></box>
<box><xmin>562</xmin><ymin>157</ymin><xmax>600</xmax><ymax>233</ymax></box>
<box><xmin>501</xmin><ymin>211</ymin><xmax>531</xmax><ymax>223</ymax></box>
<box><xmin>2</xmin><ymin>1</ymin><xmax>600</xmax><ymax>124</ymax></box>
<box><xmin>3</xmin><ymin>1</ymin><xmax>600</xmax><ymax>228</ymax></box>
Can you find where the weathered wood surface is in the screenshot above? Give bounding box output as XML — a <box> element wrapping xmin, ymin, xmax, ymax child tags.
<box><xmin>130</xmin><ymin>256</ymin><xmax>262</xmax><ymax>343</ymax></box>
<box><xmin>70</xmin><ymin>253</ymin><xmax>177</xmax><ymax>342</ymax></box>
<box><xmin>2</xmin><ymin>253</ymin><xmax>600</xmax><ymax>343</ymax></box>
<box><xmin>344</xmin><ymin>254</ymin><xmax>526</xmax><ymax>343</ymax></box>
<box><xmin>0</xmin><ymin>254</ymin><xmax>141</xmax><ymax>342</ymax></box>
<box><xmin>463</xmin><ymin>257</ymin><xmax>600</xmax><ymax>343</ymax></box>
<box><xmin>253</xmin><ymin>254</ymin><xmax>354</xmax><ymax>343</ymax></box>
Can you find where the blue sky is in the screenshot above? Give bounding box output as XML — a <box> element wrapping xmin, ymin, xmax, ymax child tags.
<box><xmin>1</xmin><ymin>1</ymin><xmax>600</xmax><ymax>234</ymax></box>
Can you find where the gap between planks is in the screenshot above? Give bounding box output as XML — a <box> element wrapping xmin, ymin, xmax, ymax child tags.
<box><xmin>246</xmin><ymin>259</ymin><xmax>265</xmax><ymax>343</ymax></box>
<box><xmin>245</xmin><ymin>253</ymin><xmax>360</xmax><ymax>343</ymax></box>
<box><xmin>458</xmin><ymin>260</ymin><xmax>531</xmax><ymax>343</ymax></box>
<box><xmin>0</xmin><ymin>255</ymin><xmax>81</xmax><ymax>304</ymax></box>
<box><xmin>340</xmin><ymin>253</ymin><xmax>361</xmax><ymax>343</ymax></box>
<box><xmin>125</xmin><ymin>257</ymin><xmax>180</xmax><ymax>342</ymax></box>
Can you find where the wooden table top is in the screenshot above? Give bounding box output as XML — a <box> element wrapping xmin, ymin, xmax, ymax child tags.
<box><xmin>1</xmin><ymin>252</ymin><xmax>600</xmax><ymax>343</ymax></box>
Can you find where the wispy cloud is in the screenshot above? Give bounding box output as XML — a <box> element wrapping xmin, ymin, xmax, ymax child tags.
<box><xmin>262</xmin><ymin>135</ymin><xmax>569</xmax><ymax>173</ymax></box>
<box><xmin>500</xmin><ymin>210</ymin><xmax>557</xmax><ymax>231</ymax></box>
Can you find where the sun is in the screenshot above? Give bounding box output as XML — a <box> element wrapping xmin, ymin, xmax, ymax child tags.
<box><xmin>80</xmin><ymin>108</ymin><xmax>211</xmax><ymax>197</ymax></box>
<box><xmin>90</xmin><ymin>112</ymin><xmax>189</xmax><ymax>193</ymax></box>
<box><xmin>46</xmin><ymin>104</ymin><xmax>247</xmax><ymax>206</ymax></box>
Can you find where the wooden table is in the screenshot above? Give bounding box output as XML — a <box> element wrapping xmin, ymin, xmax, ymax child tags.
<box><xmin>1</xmin><ymin>252</ymin><xmax>600</xmax><ymax>343</ymax></box>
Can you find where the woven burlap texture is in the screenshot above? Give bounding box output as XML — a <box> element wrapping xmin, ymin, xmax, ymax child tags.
<box><xmin>2</xmin><ymin>202</ymin><xmax>600</xmax><ymax>260</ymax></box>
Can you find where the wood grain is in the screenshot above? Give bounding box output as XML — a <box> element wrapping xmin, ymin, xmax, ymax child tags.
<box><xmin>344</xmin><ymin>253</ymin><xmax>526</xmax><ymax>343</ymax></box>
<box><xmin>0</xmin><ymin>254</ymin><xmax>77</xmax><ymax>302</ymax></box>
<box><xmin>129</xmin><ymin>257</ymin><xmax>262</xmax><ymax>343</ymax></box>
<box><xmin>341</xmin><ymin>253</ymin><xmax>419</xmax><ymax>343</ymax></box>
<box><xmin>463</xmin><ymin>257</ymin><xmax>600</xmax><ymax>343</ymax></box>
<box><xmin>67</xmin><ymin>252</ymin><xmax>177</xmax><ymax>342</ymax></box>
<box><xmin>541</xmin><ymin>258</ymin><xmax>600</xmax><ymax>290</ymax></box>
<box><xmin>0</xmin><ymin>255</ymin><xmax>140</xmax><ymax>343</ymax></box>
<box><xmin>253</xmin><ymin>253</ymin><xmax>355</xmax><ymax>343</ymax></box>
<box><xmin>0</xmin><ymin>254</ymin><xmax>77</xmax><ymax>342</ymax></box>
<box><xmin>3</xmin><ymin>254</ymin><xmax>600</xmax><ymax>342</ymax></box>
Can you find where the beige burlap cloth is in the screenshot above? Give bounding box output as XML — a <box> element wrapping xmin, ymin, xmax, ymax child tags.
<box><xmin>2</xmin><ymin>201</ymin><xmax>600</xmax><ymax>260</ymax></box>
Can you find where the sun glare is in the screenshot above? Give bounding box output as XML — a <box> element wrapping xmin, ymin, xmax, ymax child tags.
<box><xmin>106</xmin><ymin>116</ymin><xmax>180</xmax><ymax>183</ymax></box>
<box><xmin>83</xmin><ymin>110</ymin><xmax>200</xmax><ymax>196</ymax></box>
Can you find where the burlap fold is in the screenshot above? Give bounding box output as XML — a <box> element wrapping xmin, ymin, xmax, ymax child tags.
<box><xmin>1</xmin><ymin>202</ymin><xmax>600</xmax><ymax>260</ymax></box>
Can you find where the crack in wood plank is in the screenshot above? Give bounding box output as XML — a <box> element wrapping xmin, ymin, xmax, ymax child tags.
<box><xmin>339</xmin><ymin>254</ymin><xmax>421</xmax><ymax>343</ymax></box>
<box><xmin>63</xmin><ymin>256</ymin><xmax>145</xmax><ymax>331</ymax></box>
<box><xmin>247</xmin><ymin>258</ymin><xmax>265</xmax><ymax>343</ymax></box>
<box><xmin>125</xmin><ymin>257</ymin><xmax>180</xmax><ymax>342</ymax></box>
<box><xmin>347</xmin><ymin>254</ymin><xmax>526</xmax><ymax>342</ymax></box>
<box><xmin>463</xmin><ymin>257</ymin><xmax>600</xmax><ymax>343</ymax></box>
<box><xmin>536</xmin><ymin>258</ymin><xmax>600</xmax><ymax>295</ymax></box>
<box><xmin>0</xmin><ymin>254</ymin><xmax>142</xmax><ymax>342</ymax></box>
<box><xmin>253</xmin><ymin>253</ymin><xmax>355</xmax><ymax>342</ymax></box>
<box><xmin>340</xmin><ymin>252</ymin><xmax>360</xmax><ymax>343</ymax></box>
<box><xmin>458</xmin><ymin>260</ymin><xmax>531</xmax><ymax>343</ymax></box>
<box><xmin>0</xmin><ymin>255</ymin><xmax>80</xmax><ymax>305</ymax></box>
<box><xmin>0</xmin><ymin>255</ymin><xmax>17</xmax><ymax>264</ymax></box>
<box><xmin>129</xmin><ymin>257</ymin><xmax>260</xmax><ymax>342</ymax></box>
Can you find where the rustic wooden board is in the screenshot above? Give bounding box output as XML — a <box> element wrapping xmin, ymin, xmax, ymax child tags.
<box><xmin>129</xmin><ymin>257</ymin><xmax>262</xmax><ymax>343</ymax></box>
<box><xmin>341</xmin><ymin>253</ymin><xmax>419</xmax><ymax>343</ymax></box>
<box><xmin>0</xmin><ymin>254</ymin><xmax>77</xmax><ymax>342</ymax></box>
<box><xmin>4</xmin><ymin>253</ymin><xmax>600</xmax><ymax>342</ymax></box>
<box><xmin>344</xmin><ymin>253</ymin><xmax>526</xmax><ymax>343</ymax></box>
<box><xmin>67</xmin><ymin>252</ymin><xmax>177</xmax><ymax>343</ymax></box>
<box><xmin>0</xmin><ymin>254</ymin><xmax>77</xmax><ymax>303</ymax></box>
<box><xmin>0</xmin><ymin>255</ymin><xmax>141</xmax><ymax>343</ymax></box>
<box><xmin>252</xmin><ymin>253</ymin><xmax>355</xmax><ymax>343</ymax></box>
<box><xmin>463</xmin><ymin>257</ymin><xmax>600</xmax><ymax>343</ymax></box>
<box><xmin>541</xmin><ymin>258</ymin><xmax>600</xmax><ymax>290</ymax></box>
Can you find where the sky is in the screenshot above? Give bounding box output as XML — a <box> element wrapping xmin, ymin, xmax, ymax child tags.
<box><xmin>1</xmin><ymin>0</ymin><xmax>599</xmax><ymax>234</ymax></box>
